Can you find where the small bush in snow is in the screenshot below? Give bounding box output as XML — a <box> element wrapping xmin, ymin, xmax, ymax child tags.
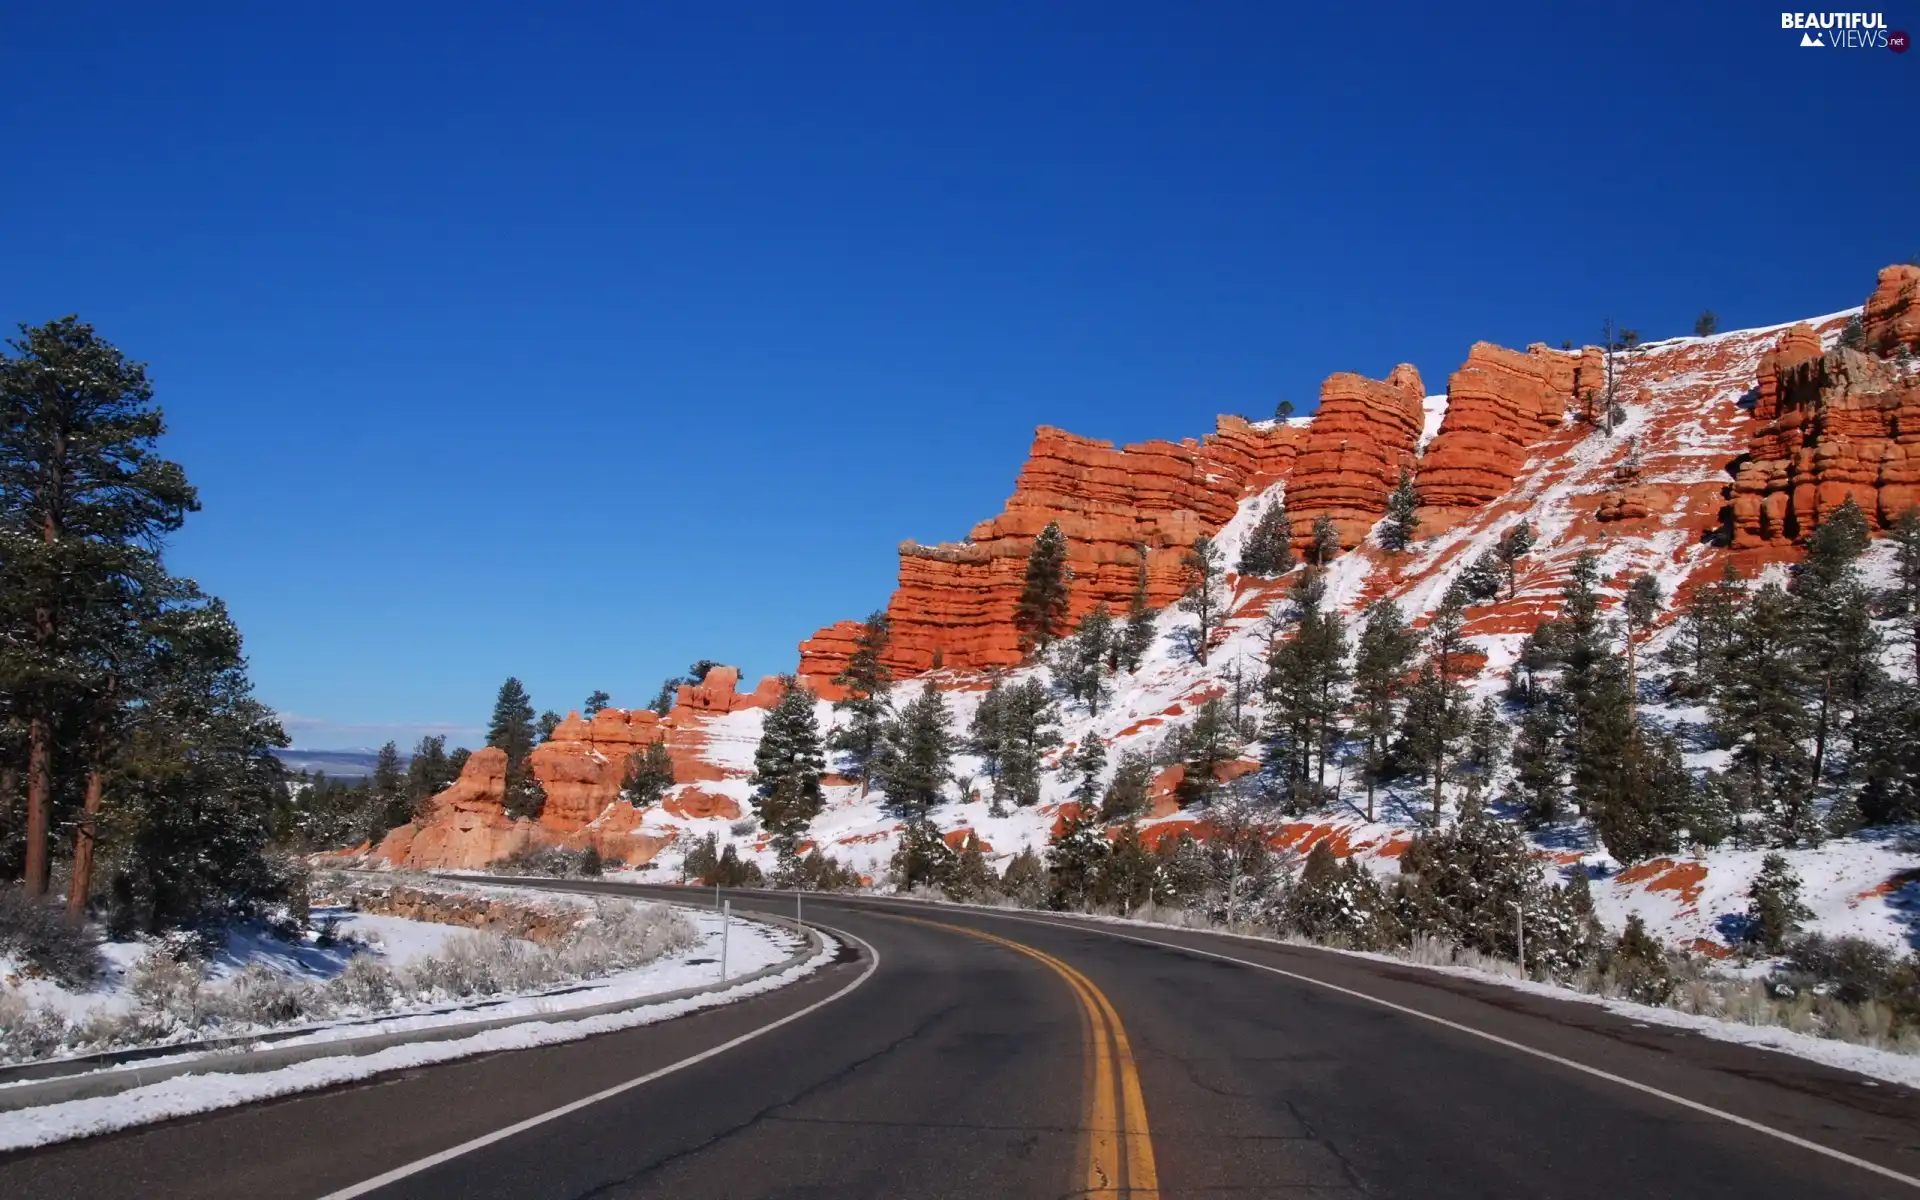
<box><xmin>0</xmin><ymin>885</ymin><xmax>103</xmax><ymax>986</ymax></box>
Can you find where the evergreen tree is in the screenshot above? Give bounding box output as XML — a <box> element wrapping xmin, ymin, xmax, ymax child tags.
<box><xmin>967</xmin><ymin>678</ymin><xmax>1009</xmax><ymax>799</ymax></box>
<box><xmin>945</xmin><ymin>832</ymin><xmax>996</xmax><ymax>902</ymax></box>
<box><xmin>406</xmin><ymin>734</ymin><xmax>455</xmax><ymax>820</ymax></box>
<box><xmin>1621</xmin><ymin>572</ymin><xmax>1663</xmax><ymax>710</ymax></box>
<box><xmin>1790</xmin><ymin>499</ymin><xmax>1880</xmax><ymax>800</ymax></box>
<box><xmin>875</xmin><ymin>680</ymin><xmax>954</xmax><ymax>815</ymax></box>
<box><xmin>1100</xmin><ymin>749</ymin><xmax>1152</xmax><ymax>822</ymax></box>
<box><xmin>1457</xmin><ymin>551</ymin><xmax>1504</xmax><ymax>602</ymax></box>
<box><xmin>96</xmin><ymin>598</ymin><xmax>292</xmax><ymax>933</ymax></box>
<box><xmin>1839</xmin><ymin>313</ymin><xmax>1866</xmax><ymax>350</ymax></box>
<box><xmin>1178</xmin><ymin>535</ymin><xmax>1226</xmax><ymax>665</ymax></box>
<box><xmin>1307</xmin><ymin>515</ymin><xmax>1341</xmax><ymax>566</ymax></box>
<box><xmin>369</xmin><ymin>741</ymin><xmax>407</xmax><ymax>839</ymax></box>
<box><xmin>1665</xmin><ymin>559</ymin><xmax>1742</xmax><ymax>695</ymax></box>
<box><xmin>1397</xmin><ymin>584</ymin><xmax>1472</xmax><ymax>817</ymax></box>
<box><xmin>648</xmin><ymin>677</ymin><xmax>680</xmax><ymax>715</ymax></box>
<box><xmin>1351</xmin><ymin>599</ymin><xmax>1416</xmax><ymax>821</ymax></box>
<box><xmin>995</xmin><ymin>679</ymin><xmax>1062</xmax><ymax>808</ymax></box>
<box><xmin>889</xmin><ymin>817</ymin><xmax>958</xmax><ymax>891</ymax></box>
<box><xmin>1274</xmin><ymin>399</ymin><xmax>1295</xmax><ymax>420</ymax></box>
<box><xmin>1059</xmin><ymin>603</ymin><xmax>1115</xmax><ymax>714</ymax></box>
<box><xmin>1237</xmin><ymin>501</ymin><xmax>1295</xmax><ymax>577</ymax></box>
<box><xmin>536</xmin><ymin>710</ymin><xmax>562</xmax><ymax>743</ymax></box>
<box><xmin>1378</xmin><ymin>469</ymin><xmax>1422</xmax><ymax>553</ymax></box>
<box><xmin>1062</xmin><ymin>735</ymin><xmax>1107</xmax><ymax>808</ymax></box>
<box><xmin>1014</xmin><ymin>521</ymin><xmax>1072</xmax><ymax>655</ymax></box>
<box><xmin>1260</xmin><ymin>569</ymin><xmax>1350</xmax><ymax>806</ymax></box>
<box><xmin>1284</xmin><ymin>841</ymin><xmax>1396</xmax><ymax>949</ymax></box>
<box><xmin>1461</xmin><ymin>697</ymin><xmax>1509</xmax><ymax>801</ymax></box>
<box><xmin>1000</xmin><ymin>846</ymin><xmax>1049</xmax><ymax>907</ymax></box>
<box><xmin>1393</xmin><ymin>803</ymin><xmax>1550</xmax><ymax>963</ymax></box>
<box><xmin>1713</xmin><ymin>583</ymin><xmax>1817</xmax><ymax>846</ymax></box>
<box><xmin>1855</xmin><ymin>681</ymin><xmax>1920</xmax><ymax>826</ymax></box>
<box><xmin>1094</xmin><ymin>821</ymin><xmax>1160</xmax><ymax>912</ymax></box>
<box><xmin>1510</xmin><ymin>700</ymin><xmax>1565</xmax><ymax>827</ymax></box>
<box><xmin>486</xmin><ymin>678</ymin><xmax>538</xmax><ymax>777</ymax></box>
<box><xmin>1046</xmin><ymin>809</ymin><xmax>1111</xmax><ymax>911</ymax></box>
<box><xmin>620</xmin><ymin>739</ymin><xmax>676</xmax><ymax>808</ymax></box>
<box><xmin>1116</xmin><ymin>549</ymin><xmax>1158</xmax><ymax>672</ymax></box>
<box><xmin>1887</xmin><ymin>507</ymin><xmax>1920</xmax><ymax>680</ymax></box>
<box><xmin>583</xmin><ymin>690</ymin><xmax>611</xmax><ymax>717</ymax></box>
<box><xmin>1177</xmin><ymin>697</ymin><xmax>1239</xmax><ymax>806</ymax></box>
<box><xmin>1693</xmin><ymin>310</ymin><xmax>1719</xmax><ymax>337</ymax></box>
<box><xmin>829</xmin><ymin>611</ymin><xmax>894</xmax><ymax>794</ymax></box>
<box><xmin>1491</xmin><ymin>521</ymin><xmax>1535</xmax><ymax>601</ymax></box>
<box><xmin>1592</xmin><ymin>726</ymin><xmax>1698</xmax><ymax>863</ymax></box>
<box><xmin>751</xmin><ymin>676</ymin><xmax>826</xmax><ymax>843</ymax></box>
<box><xmin>0</xmin><ymin>317</ymin><xmax>199</xmax><ymax>895</ymax></box>
<box><xmin>1744</xmin><ymin>852</ymin><xmax>1811</xmax><ymax>953</ymax></box>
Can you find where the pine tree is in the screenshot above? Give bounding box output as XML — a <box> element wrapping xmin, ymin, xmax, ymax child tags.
<box><xmin>829</xmin><ymin>610</ymin><xmax>894</xmax><ymax>794</ymax></box>
<box><xmin>1713</xmin><ymin>583</ymin><xmax>1817</xmax><ymax>846</ymax></box>
<box><xmin>1237</xmin><ymin>502</ymin><xmax>1295</xmax><ymax>577</ymax></box>
<box><xmin>583</xmin><ymin>690</ymin><xmax>611</xmax><ymax>717</ymax></box>
<box><xmin>1744</xmin><ymin>852</ymin><xmax>1811</xmax><ymax>953</ymax></box>
<box><xmin>966</xmin><ymin>678</ymin><xmax>1009</xmax><ymax>800</ymax></box>
<box><xmin>1117</xmin><ymin>549</ymin><xmax>1158</xmax><ymax>672</ymax></box>
<box><xmin>1177</xmin><ymin>697</ymin><xmax>1239</xmax><ymax>806</ymax></box>
<box><xmin>0</xmin><ymin>318</ymin><xmax>199</xmax><ymax>895</ymax></box>
<box><xmin>1046</xmin><ymin>809</ymin><xmax>1111</xmax><ymax>911</ymax></box>
<box><xmin>1000</xmin><ymin>846</ymin><xmax>1049</xmax><ymax>907</ymax></box>
<box><xmin>1791</xmin><ymin>498</ymin><xmax>1880</xmax><ymax>800</ymax></box>
<box><xmin>1854</xmin><ymin>681</ymin><xmax>1920</xmax><ymax>826</ymax></box>
<box><xmin>1510</xmin><ymin>700</ymin><xmax>1565</xmax><ymax>827</ymax></box>
<box><xmin>1592</xmin><ymin>726</ymin><xmax>1697</xmax><ymax>864</ymax></box>
<box><xmin>1666</xmin><ymin>559</ymin><xmax>1742</xmax><ymax>694</ymax></box>
<box><xmin>1492</xmin><ymin>522</ymin><xmax>1535</xmax><ymax>601</ymax></box>
<box><xmin>620</xmin><ymin>739</ymin><xmax>676</xmax><ymax>808</ymax></box>
<box><xmin>1178</xmin><ymin>535</ymin><xmax>1226</xmax><ymax>665</ymax></box>
<box><xmin>1622</xmin><ymin>572</ymin><xmax>1663</xmax><ymax>712</ymax></box>
<box><xmin>487</xmin><ymin>678</ymin><xmax>538</xmax><ymax>777</ymax></box>
<box><xmin>1351</xmin><ymin>599</ymin><xmax>1416</xmax><ymax>821</ymax></box>
<box><xmin>1062</xmin><ymin>735</ymin><xmax>1107</xmax><ymax>808</ymax></box>
<box><xmin>945</xmin><ymin>832</ymin><xmax>996</xmax><ymax>902</ymax></box>
<box><xmin>1398</xmin><ymin>584</ymin><xmax>1472</xmax><ymax>817</ymax></box>
<box><xmin>1457</xmin><ymin>550</ymin><xmax>1504</xmax><ymax>602</ymax></box>
<box><xmin>1015</xmin><ymin>520</ymin><xmax>1072</xmax><ymax>656</ymax></box>
<box><xmin>1887</xmin><ymin>507</ymin><xmax>1920</xmax><ymax>680</ymax></box>
<box><xmin>1274</xmin><ymin>399</ymin><xmax>1295</xmax><ymax>420</ymax></box>
<box><xmin>1694</xmin><ymin>311</ymin><xmax>1719</xmax><ymax>337</ymax></box>
<box><xmin>1462</xmin><ymin>697</ymin><xmax>1509</xmax><ymax>801</ymax></box>
<box><xmin>1095</xmin><ymin>822</ymin><xmax>1160</xmax><ymax>912</ymax></box>
<box><xmin>1839</xmin><ymin>314</ymin><xmax>1866</xmax><ymax>350</ymax></box>
<box><xmin>1260</xmin><ymin>569</ymin><xmax>1350</xmax><ymax>806</ymax></box>
<box><xmin>1059</xmin><ymin>603</ymin><xmax>1115</xmax><ymax>714</ymax></box>
<box><xmin>1378</xmin><ymin>469</ymin><xmax>1421</xmax><ymax>553</ymax></box>
<box><xmin>889</xmin><ymin>818</ymin><xmax>957</xmax><ymax>891</ymax></box>
<box><xmin>996</xmin><ymin>679</ymin><xmax>1061</xmax><ymax>807</ymax></box>
<box><xmin>370</xmin><ymin>741</ymin><xmax>407</xmax><ymax>839</ymax></box>
<box><xmin>1307</xmin><ymin>515</ymin><xmax>1341</xmax><ymax>566</ymax></box>
<box><xmin>875</xmin><ymin>680</ymin><xmax>954</xmax><ymax>815</ymax></box>
<box><xmin>1100</xmin><ymin>749</ymin><xmax>1152</xmax><ymax>822</ymax></box>
<box><xmin>406</xmin><ymin>734</ymin><xmax>455</xmax><ymax>820</ymax></box>
<box><xmin>536</xmin><ymin>710</ymin><xmax>562</xmax><ymax>743</ymax></box>
<box><xmin>751</xmin><ymin>676</ymin><xmax>826</xmax><ymax>843</ymax></box>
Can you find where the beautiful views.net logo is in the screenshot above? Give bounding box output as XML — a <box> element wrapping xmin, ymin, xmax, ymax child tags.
<box><xmin>1781</xmin><ymin>11</ymin><xmax>1908</xmax><ymax>50</ymax></box>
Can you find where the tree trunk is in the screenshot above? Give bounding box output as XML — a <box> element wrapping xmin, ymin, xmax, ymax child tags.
<box><xmin>1626</xmin><ymin>632</ymin><xmax>1638</xmax><ymax>718</ymax></box>
<box><xmin>23</xmin><ymin>717</ymin><xmax>52</xmax><ymax>895</ymax></box>
<box><xmin>66</xmin><ymin>768</ymin><xmax>103</xmax><ymax>918</ymax></box>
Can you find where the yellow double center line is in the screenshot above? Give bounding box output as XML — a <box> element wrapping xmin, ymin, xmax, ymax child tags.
<box><xmin>894</xmin><ymin>916</ymin><xmax>1159</xmax><ymax>1197</ymax></box>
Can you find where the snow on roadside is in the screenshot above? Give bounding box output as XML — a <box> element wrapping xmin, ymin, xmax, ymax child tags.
<box><xmin>0</xmin><ymin>927</ymin><xmax>842</xmax><ymax>1152</ymax></box>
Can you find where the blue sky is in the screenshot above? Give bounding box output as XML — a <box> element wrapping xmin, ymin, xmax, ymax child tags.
<box><xmin>1</xmin><ymin>3</ymin><xmax>1913</xmax><ymax>747</ymax></box>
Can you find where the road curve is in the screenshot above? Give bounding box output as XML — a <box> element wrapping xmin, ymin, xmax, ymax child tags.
<box><xmin>1</xmin><ymin>882</ymin><xmax>1917</xmax><ymax>1198</ymax></box>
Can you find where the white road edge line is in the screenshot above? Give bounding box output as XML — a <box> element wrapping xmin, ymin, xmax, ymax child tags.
<box><xmin>316</xmin><ymin>925</ymin><xmax>880</xmax><ymax>1200</ymax></box>
<box><xmin>969</xmin><ymin>908</ymin><xmax>1920</xmax><ymax>1191</ymax></box>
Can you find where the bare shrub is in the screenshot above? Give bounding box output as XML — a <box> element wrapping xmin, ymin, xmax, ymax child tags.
<box><xmin>0</xmin><ymin>885</ymin><xmax>102</xmax><ymax>986</ymax></box>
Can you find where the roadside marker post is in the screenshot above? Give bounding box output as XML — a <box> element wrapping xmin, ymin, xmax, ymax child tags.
<box><xmin>721</xmin><ymin>900</ymin><xmax>731</xmax><ymax>981</ymax></box>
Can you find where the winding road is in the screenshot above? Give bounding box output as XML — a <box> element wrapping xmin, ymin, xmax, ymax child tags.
<box><xmin>3</xmin><ymin>882</ymin><xmax>1918</xmax><ymax>1198</ymax></box>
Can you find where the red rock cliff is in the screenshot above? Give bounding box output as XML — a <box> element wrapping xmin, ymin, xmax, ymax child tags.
<box><xmin>1418</xmin><ymin>342</ymin><xmax>1592</xmax><ymax>514</ymax></box>
<box><xmin>798</xmin><ymin>416</ymin><xmax>1304</xmax><ymax>685</ymax></box>
<box><xmin>1283</xmin><ymin>364</ymin><xmax>1426</xmax><ymax>551</ymax></box>
<box><xmin>1732</xmin><ymin>324</ymin><xmax>1920</xmax><ymax>545</ymax></box>
<box><xmin>1865</xmin><ymin>264</ymin><xmax>1920</xmax><ymax>354</ymax></box>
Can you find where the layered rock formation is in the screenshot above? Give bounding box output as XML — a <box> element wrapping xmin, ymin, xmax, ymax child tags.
<box><xmin>1417</xmin><ymin>343</ymin><xmax>1597</xmax><ymax>517</ymax></box>
<box><xmin>1282</xmin><ymin>364</ymin><xmax>1425</xmax><ymax>550</ymax></box>
<box><xmin>799</xmin><ymin>416</ymin><xmax>1305</xmax><ymax>683</ymax></box>
<box><xmin>368</xmin><ymin>669</ymin><xmax>778</xmax><ymax>869</ymax></box>
<box><xmin>1865</xmin><ymin>264</ymin><xmax>1920</xmax><ymax>353</ymax></box>
<box><xmin>1733</xmin><ymin>326</ymin><xmax>1920</xmax><ymax>545</ymax></box>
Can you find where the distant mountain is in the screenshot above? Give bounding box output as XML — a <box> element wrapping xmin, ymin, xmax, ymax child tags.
<box><xmin>273</xmin><ymin>748</ymin><xmax>404</xmax><ymax>779</ymax></box>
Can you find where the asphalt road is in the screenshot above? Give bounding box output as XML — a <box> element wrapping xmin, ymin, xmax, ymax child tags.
<box><xmin>4</xmin><ymin>883</ymin><xmax>1919</xmax><ymax>1198</ymax></box>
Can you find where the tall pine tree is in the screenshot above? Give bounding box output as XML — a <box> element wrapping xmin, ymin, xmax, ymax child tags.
<box><xmin>829</xmin><ymin>610</ymin><xmax>894</xmax><ymax>794</ymax></box>
<box><xmin>1238</xmin><ymin>501</ymin><xmax>1295</xmax><ymax>577</ymax></box>
<box><xmin>751</xmin><ymin>676</ymin><xmax>826</xmax><ymax>844</ymax></box>
<box><xmin>1351</xmin><ymin>598</ymin><xmax>1416</xmax><ymax>821</ymax></box>
<box><xmin>875</xmin><ymin>680</ymin><xmax>954</xmax><ymax>815</ymax></box>
<box><xmin>1178</xmin><ymin>535</ymin><xmax>1226</xmax><ymax>665</ymax></box>
<box><xmin>1015</xmin><ymin>521</ymin><xmax>1072</xmax><ymax>656</ymax></box>
<box><xmin>1378</xmin><ymin>469</ymin><xmax>1421</xmax><ymax>553</ymax></box>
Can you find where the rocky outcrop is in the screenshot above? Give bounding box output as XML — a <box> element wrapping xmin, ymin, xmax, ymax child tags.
<box><xmin>1283</xmin><ymin>364</ymin><xmax>1425</xmax><ymax>551</ymax></box>
<box><xmin>1732</xmin><ymin>330</ymin><xmax>1920</xmax><ymax>545</ymax></box>
<box><xmin>1595</xmin><ymin>484</ymin><xmax>1672</xmax><ymax>523</ymax></box>
<box><xmin>1418</xmin><ymin>343</ymin><xmax>1584</xmax><ymax>511</ymax></box>
<box><xmin>368</xmin><ymin>674</ymin><xmax>777</xmax><ymax>868</ymax></box>
<box><xmin>1865</xmin><ymin>264</ymin><xmax>1920</xmax><ymax>353</ymax></box>
<box><xmin>799</xmin><ymin>417</ymin><xmax>1305</xmax><ymax>681</ymax></box>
